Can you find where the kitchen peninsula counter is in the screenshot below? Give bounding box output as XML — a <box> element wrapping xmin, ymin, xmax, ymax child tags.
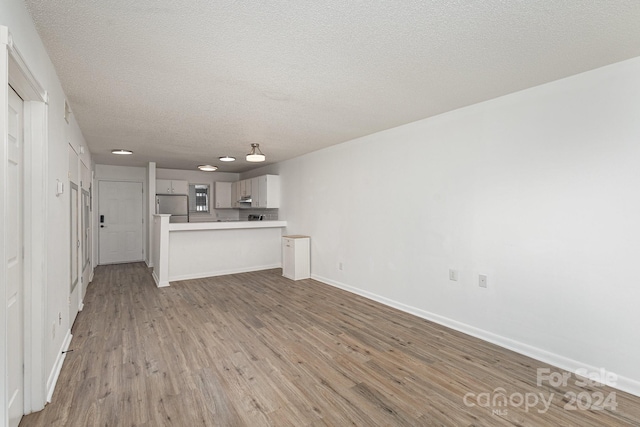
<box><xmin>169</xmin><ymin>220</ymin><xmax>287</xmax><ymax>231</ymax></box>
<box><xmin>152</xmin><ymin>215</ymin><xmax>287</xmax><ymax>287</ymax></box>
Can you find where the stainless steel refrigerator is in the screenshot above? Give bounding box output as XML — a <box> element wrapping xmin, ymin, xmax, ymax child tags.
<box><xmin>156</xmin><ymin>194</ymin><xmax>189</xmax><ymax>223</ymax></box>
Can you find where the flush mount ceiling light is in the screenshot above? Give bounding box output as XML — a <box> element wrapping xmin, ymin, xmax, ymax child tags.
<box><xmin>246</xmin><ymin>143</ymin><xmax>266</xmax><ymax>162</ymax></box>
<box><xmin>111</xmin><ymin>149</ymin><xmax>133</xmax><ymax>155</ymax></box>
<box><xmin>219</xmin><ymin>155</ymin><xmax>236</xmax><ymax>162</ymax></box>
<box><xmin>197</xmin><ymin>165</ymin><xmax>218</xmax><ymax>172</ymax></box>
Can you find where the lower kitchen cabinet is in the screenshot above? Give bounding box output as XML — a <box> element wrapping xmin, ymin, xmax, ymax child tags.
<box><xmin>282</xmin><ymin>235</ymin><xmax>310</xmax><ymax>280</ymax></box>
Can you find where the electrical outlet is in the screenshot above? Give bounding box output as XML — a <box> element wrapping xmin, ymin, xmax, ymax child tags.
<box><xmin>479</xmin><ymin>274</ymin><xmax>488</xmax><ymax>288</ymax></box>
<box><xmin>338</xmin><ymin>262</ymin><xmax>343</xmax><ymax>271</ymax></box>
<box><xmin>59</xmin><ymin>312</ymin><xmax>62</xmax><ymax>325</ymax></box>
<box><xmin>449</xmin><ymin>269</ymin><xmax>458</xmax><ymax>281</ymax></box>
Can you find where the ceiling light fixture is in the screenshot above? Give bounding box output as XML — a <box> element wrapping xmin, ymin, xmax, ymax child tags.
<box><xmin>111</xmin><ymin>149</ymin><xmax>133</xmax><ymax>155</ymax></box>
<box><xmin>246</xmin><ymin>143</ymin><xmax>266</xmax><ymax>162</ymax></box>
<box><xmin>197</xmin><ymin>165</ymin><xmax>218</xmax><ymax>172</ymax></box>
<box><xmin>219</xmin><ymin>156</ymin><xmax>236</xmax><ymax>162</ymax></box>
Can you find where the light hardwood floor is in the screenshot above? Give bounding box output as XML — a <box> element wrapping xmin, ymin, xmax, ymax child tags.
<box><xmin>20</xmin><ymin>263</ymin><xmax>640</xmax><ymax>426</ymax></box>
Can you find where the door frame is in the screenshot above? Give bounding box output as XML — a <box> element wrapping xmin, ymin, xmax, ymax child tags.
<box><xmin>69</xmin><ymin>174</ymin><xmax>81</xmax><ymax>326</ymax></box>
<box><xmin>1</xmin><ymin>26</ymin><xmax>49</xmax><ymax>421</ymax></box>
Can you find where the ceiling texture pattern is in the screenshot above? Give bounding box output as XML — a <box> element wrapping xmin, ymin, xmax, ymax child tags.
<box><xmin>23</xmin><ymin>0</ymin><xmax>640</xmax><ymax>172</ymax></box>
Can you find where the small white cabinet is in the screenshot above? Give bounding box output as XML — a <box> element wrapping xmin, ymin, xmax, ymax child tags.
<box><xmin>282</xmin><ymin>235</ymin><xmax>310</xmax><ymax>280</ymax></box>
<box><xmin>214</xmin><ymin>182</ymin><xmax>232</xmax><ymax>208</ymax></box>
<box><xmin>156</xmin><ymin>179</ymin><xmax>188</xmax><ymax>195</ymax></box>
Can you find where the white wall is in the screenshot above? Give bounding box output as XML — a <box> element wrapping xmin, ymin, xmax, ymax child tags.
<box><xmin>156</xmin><ymin>168</ymin><xmax>239</xmax><ymax>221</ymax></box>
<box><xmin>0</xmin><ymin>0</ymin><xmax>93</xmax><ymax>412</ymax></box>
<box><xmin>245</xmin><ymin>57</ymin><xmax>640</xmax><ymax>395</ymax></box>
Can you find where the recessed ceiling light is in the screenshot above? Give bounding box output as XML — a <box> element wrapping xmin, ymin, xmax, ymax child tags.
<box><xmin>197</xmin><ymin>165</ymin><xmax>218</xmax><ymax>172</ymax></box>
<box><xmin>246</xmin><ymin>143</ymin><xmax>266</xmax><ymax>162</ymax></box>
<box><xmin>111</xmin><ymin>149</ymin><xmax>133</xmax><ymax>155</ymax></box>
<box><xmin>219</xmin><ymin>156</ymin><xmax>236</xmax><ymax>162</ymax></box>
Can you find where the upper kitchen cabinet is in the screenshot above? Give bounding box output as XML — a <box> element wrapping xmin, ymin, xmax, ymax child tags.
<box><xmin>156</xmin><ymin>179</ymin><xmax>189</xmax><ymax>195</ymax></box>
<box><xmin>240</xmin><ymin>179</ymin><xmax>252</xmax><ymax>198</ymax></box>
<box><xmin>252</xmin><ymin>175</ymin><xmax>280</xmax><ymax>208</ymax></box>
<box><xmin>214</xmin><ymin>181</ymin><xmax>232</xmax><ymax>209</ymax></box>
<box><xmin>250</xmin><ymin>177</ymin><xmax>260</xmax><ymax>208</ymax></box>
<box><xmin>231</xmin><ymin>181</ymin><xmax>240</xmax><ymax>208</ymax></box>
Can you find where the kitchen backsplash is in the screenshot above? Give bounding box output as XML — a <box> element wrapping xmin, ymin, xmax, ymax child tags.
<box><xmin>239</xmin><ymin>209</ymin><xmax>279</xmax><ymax>221</ymax></box>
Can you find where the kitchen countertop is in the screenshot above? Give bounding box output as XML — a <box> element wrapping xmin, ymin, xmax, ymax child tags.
<box><xmin>168</xmin><ymin>220</ymin><xmax>287</xmax><ymax>231</ymax></box>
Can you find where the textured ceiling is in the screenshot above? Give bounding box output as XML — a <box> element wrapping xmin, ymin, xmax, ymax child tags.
<box><xmin>24</xmin><ymin>0</ymin><xmax>640</xmax><ymax>172</ymax></box>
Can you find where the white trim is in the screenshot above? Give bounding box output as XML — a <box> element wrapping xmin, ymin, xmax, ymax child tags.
<box><xmin>96</xmin><ymin>179</ymin><xmax>146</xmax><ymax>266</ymax></box>
<box><xmin>22</xmin><ymin>100</ymin><xmax>48</xmax><ymax>414</ymax></box>
<box><xmin>0</xmin><ymin>35</ymin><xmax>10</xmax><ymax>426</ymax></box>
<box><xmin>1</xmin><ymin>25</ymin><xmax>50</xmax><ymax>422</ymax></box>
<box><xmin>146</xmin><ymin>162</ymin><xmax>156</xmax><ymax>268</ymax></box>
<box><xmin>3</xmin><ymin>30</ymin><xmax>46</xmax><ymax>104</ymax></box>
<box><xmin>152</xmin><ymin>215</ymin><xmax>170</xmax><ymax>287</ymax></box>
<box><xmin>311</xmin><ymin>274</ymin><xmax>640</xmax><ymax>398</ymax></box>
<box><xmin>169</xmin><ymin>264</ymin><xmax>281</xmax><ymax>283</ymax></box>
<box><xmin>152</xmin><ymin>270</ymin><xmax>169</xmax><ymax>288</ymax></box>
<box><xmin>46</xmin><ymin>330</ymin><xmax>72</xmax><ymax>403</ymax></box>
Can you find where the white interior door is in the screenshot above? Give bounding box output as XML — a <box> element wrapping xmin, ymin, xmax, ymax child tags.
<box><xmin>7</xmin><ymin>86</ymin><xmax>24</xmax><ymax>427</ymax></box>
<box><xmin>98</xmin><ymin>181</ymin><xmax>144</xmax><ymax>264</ymax></box>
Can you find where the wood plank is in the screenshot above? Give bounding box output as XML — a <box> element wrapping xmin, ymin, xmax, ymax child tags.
<box><xmin>19</xmin><ymin>263</ymin><xmax>640</xmax><ymax>426</ymax></box>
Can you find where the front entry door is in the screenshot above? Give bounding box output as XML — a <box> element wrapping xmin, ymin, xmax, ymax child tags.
<box><xmin>98</xmin><ymin>181</ymin><xmax>144</xmax><ymax>264</ymax></box>
<box><xmin>7</xmin><ymin>86</ymin><xmax>24</xmax><ymax>427</ymax></box>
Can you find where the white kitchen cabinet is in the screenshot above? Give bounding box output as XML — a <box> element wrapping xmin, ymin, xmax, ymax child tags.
<box><xmin>171</xmin><ymin>180</ymin><xmax>189</xmax><ymax>195</ymax></box>
<box><xmin>250</xmin><ymin>177</ymin><xmax>260</xmax><ymax>207</ymax></box>
<box><xmin>231</xmin><ymin>175</ymin><xmax>280</xmax><ymax>209</ymax></box>
<box><xmin>156</xmin><ymin>179</ymin><xmax>172</xmax><ymax>194</ymax></box>
<box><xmin>255</xmin><ymin>175</ymin><xmax>280</xmax><ymax>208</ymax></box>
<box><xmin>282</xmin><ymin>235</ymin><xmax>310</xmax><ymax>280</ymax></box>
<box><xmin>239</xmin><ymin>179</ymin><xmax>252</xmax><ymax>198</ymax></box>
<box><xmin>244</xmin><ymin>175</ymin><xmax>280</xmax><ymax>209</ymax></box>
<box><xmin>231</xmin><ymin>181</ymin><xmax>239</xmax><ymax>208</ymax></box>
<box><xmin>156</xmin><ymin>179</ymin><xmax>188</xmax><ymax>195</ymax></box>
<box><xmin>214</xmin><ymin>182</ymin><xmax>232</xmax><ymax>208</ymax></box>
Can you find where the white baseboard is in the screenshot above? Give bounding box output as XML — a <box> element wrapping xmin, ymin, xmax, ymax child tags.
<box><xmin>46</xmin><ymin>329</ymin><xmax>72</xmax><ymax>403</ymax></box>
<box><xmin>169</xmin><ymin>264</ymin><xmax>281</xmax><ymax>283</ymax></box>
<box><xmin>312</xmin><ymin>274</ymin><xmax>640</xmax><ymax>398</ymax></box>
<box><xmin>152</xmin><ymin>270</ymin><xmax>169</xmax><ymax>288</ymax></box>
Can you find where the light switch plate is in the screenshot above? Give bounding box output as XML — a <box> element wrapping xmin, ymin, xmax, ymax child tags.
<box><xmin>479</xmin><ymin>274</ymin><xmax>488</xmax><ymax>288</ymax></box>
